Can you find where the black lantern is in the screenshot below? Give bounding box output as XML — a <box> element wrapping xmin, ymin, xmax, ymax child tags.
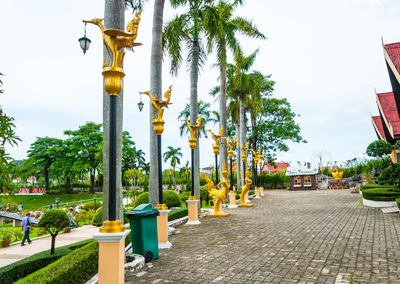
<box><xmin>138</xmin><ymin>94</ymin><xmax>144</xmax><ymax>112</ymax></box>
<box><xmin>79</xmin><ymin>23</ymin><xmax>91</xmax><ymax>54</ymax></box>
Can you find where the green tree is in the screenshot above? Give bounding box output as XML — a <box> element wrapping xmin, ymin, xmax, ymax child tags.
<box><xmin>163</xmin><ymin>146</ymin><xmax>183</xmax><ymax>188</ymax></box>
<box><xmin>38</xmin><ymin>209</ymin><xmax>70</xmax><ymax>254</ymax></box>
<box><xmin>122</xmin><ymin>131</ymin><xmax>146</xmax><ymax>172</ymax></box>
<box><xmin>249</xmin><ymin>98</ymin><xmax>306</xmax><ymax>162</ymax></box>
<box><xmin>0</xmin><ymin>73</ymin><xmax>21</xmax><ymax>193</ymax></box>
<box><xmin>163</xmin><ymin>0</ymin><xmax>215</xmax><ymax>200</ymax></box>
<box><xmin>64</xmin><ymin>122</ymin><xmax>103</xmax><ymax>193</ymax></box>
<box><xmin>27</xmin><ymin>137</ymin><xmax>62</xmax><ymax>192</ymax></box>
<box><xmin>203</xmin><ymin>0</ymin><xmax>265</xmax><ymax>177</ymax></box>
<box><xmin>366</xmin><ymin>140</ymin><xmax>392</xmax><ymax>162</ymax></box>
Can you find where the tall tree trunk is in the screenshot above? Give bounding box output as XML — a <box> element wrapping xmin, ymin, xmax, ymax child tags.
<box><xmin>173</xmin><ymin>166</ymin><xmax>177</xmax><ymax>189</ymax></box>
<box><xmin>90</xmin><ymin>168</ymin><xmax>95</xmax><ymax>194</ymax></box>
<box><xmin>251</xmin><ymin>119</ymin><xmax>257</xmax><ymax>190</ymax></box>
<box><xmin>235</xmin><ymin>123</ymin><xmax>241</xmax><ymax>190</ymax></box>
<box><xmin>239</xmin><ymin>94</ymin><xmax>246</xmax><ymax>186</ymax></box>
<box><xmin>44</xmin><ymin>167</ymin><xmax>49</xmax><ymax>193</ymax></box>
<box><xmin>50</xmin><ymin>235</ymin><xmax>56</xmax><ymax>255</ymax></box>
<box><xmin>191</xmin><ymin>40</ymin><xmax>200</xmax><ymax>200</ymax></box>
<box><xmin>102</xmin><ymin>0</ymin><xmax>124</xmax><ymax>222</ymax></box>
<box><xmin>149</xmin><ymin>0</ymin><xmax>165</xmax><ymax>207</ymax></box>
<box><xmin>219</xmin><ymin>66</ymin><xmax>228</xmax><ymax>179</ymax></box>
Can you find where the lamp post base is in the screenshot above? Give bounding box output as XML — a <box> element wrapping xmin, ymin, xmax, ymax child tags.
<box><xmin>228</xmin><ymin>192</ymin><xmax>238</xmax><ymax>208</ymax></box>
<box><xmin>185</xmin><ymin>198</ymin><xmax>200</xmax><ymax>226</ymax></box>
<box><xmin>157</xmin><ymin>208</ymin><xmax>171</xmax><ymax>250</ymax></box>
<box><xmin>255</xmin><ymin>189</ymin><xmax>261</xmax><ymax>199</ymax></box>
<box><xmin>93</xmin><ymin>230</ymin><xmax>130</xmax><ymax>284</ymax></box>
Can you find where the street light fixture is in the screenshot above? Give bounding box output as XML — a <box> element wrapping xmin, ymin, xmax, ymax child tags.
<box><xmin>138</xmin><ymin>94</ymin><xmax>144</xmax><ymax>112</ymax></box>
<box><xmin>55</xmin><ymin>197</ymin><xmax>60</xmax><ymax>208</ymax></box>
<box><xmin>78</xmin><ymin>23</ymin><xmax>91</xmax><ymax>55</ymax></box>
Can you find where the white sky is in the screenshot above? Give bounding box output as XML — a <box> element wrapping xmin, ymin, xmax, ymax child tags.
<box><xmin>1</xmin><ymin>0</ymin><xmax>400</xmax><ymax>169</ymax></box>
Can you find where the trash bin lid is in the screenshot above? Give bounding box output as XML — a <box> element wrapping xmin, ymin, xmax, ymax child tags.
<box><xmin>125</xmin><ymin>203</ymin><xmax>160</xmax><ymax>217</ymax></box>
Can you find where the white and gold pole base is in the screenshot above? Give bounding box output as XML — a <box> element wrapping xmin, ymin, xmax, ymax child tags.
<box><xmin>227</xmin><ymin>191</ymin><xmax>238</xmax><ymax>208</ymax></box>
<box><xmin>254</xmin><ymin>188</ymin><xmax>261</xmax><ymax>199</ymax></box>
<box><xmin>93</xmin><ymin>221</ymin><xmax>130</xmax><ymax>284</ymax></box>
<box><xmin>185</xmin><ymin>196</ymin><xmax>201</xmax><ymax>225</ymax></box>
<box><xmin>260</xmin><ymin>187</ymin><xmax>264</xmax><ymax>196</ymax></box>
<box><xmin>156</xmin><ymin>204</ymin><xmax>172</xmax><ymax>249</ymax></box>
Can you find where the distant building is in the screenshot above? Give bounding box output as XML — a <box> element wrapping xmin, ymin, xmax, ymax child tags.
<box><xmin>261</xmin><ymin>162</ymin><xmax>290</xmax><ymax>174</ymax></box>
<box><xmin>371</xmin><ymin>41</ymin><xmax>400</xmax><ymax>163</ymax></box>
<box><xmin>286</xmin><ymin>164</ymin><xmax>319</xmax><ymax>190</ymax></box>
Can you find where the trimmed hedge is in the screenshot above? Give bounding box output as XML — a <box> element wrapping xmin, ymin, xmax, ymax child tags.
<box><xmin>163</xmin><ymin>190</ymin><xmax>181</xmax><ymax>208</ymax></box>
<box><xmin>0</xmin><ymin>239</ymin><xmax>93</xmax><ymax>284</ymax></box>
<box><xmin>16</xmin><ymin>241</ymin><xmax>98</xmax><ymax>284</ymax></box>
<box><xmin>360</xmin><ymin>184</ymin><xmax>397</xmax><ymax>190</ymax></box>
<box><xmin>168</xmin><ymin>208</ymin><xmax>188</xmax><ymax>221</ymax></box>
<box><xmin>133</xmin><ymin>192</ymin><xmax>149</xmax><ymax>208</ymax></box>
<box><xmin>396</xmin><ymin>198</ymin><xmax>400</xmax><ymax>210</ymax></box>
<box><xmin>361</xmin><ymin>187</ymin><xmax>400</xmax><ymax>201</ymax></box>
<box><xmin>92</xmin><ymin>206</ymin><xmax>103</xmax><ymax>227</ymax></box>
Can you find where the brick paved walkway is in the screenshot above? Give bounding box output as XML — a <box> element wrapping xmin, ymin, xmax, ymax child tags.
<box><xmin>126</xmin><ymin>190</ymin><xmax>400</xmax><ymax>283</ymax></box>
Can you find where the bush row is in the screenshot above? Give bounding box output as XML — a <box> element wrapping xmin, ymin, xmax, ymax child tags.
<box><xmin>168</xmin><ymin>208</ymin><xmax>188</xmax><ymax>222</ymax></box>
<box><xmin>16</xmin><ymin>241</ymin><xmax>98</xmax><ymax>284</ymax></box>
<box><xmin>0</xmin><ymin>239</ymin><xmax>93</xmax><ymax>284</ymax></box>
<box><xmin>361</xmin><ymin>185</ymin><xmax>400</xmax><ymax>201</ymax></box>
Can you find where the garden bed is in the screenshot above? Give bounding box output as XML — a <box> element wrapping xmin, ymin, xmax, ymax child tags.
<box><xmin>361</xmin><ymin>185</ymin><xmax>400</xmax><ymax>207</ymax></box>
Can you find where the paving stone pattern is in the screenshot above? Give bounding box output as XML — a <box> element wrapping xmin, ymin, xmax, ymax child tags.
<box><xmin>126</xmin><ymin>190</ymin><xmax>400</xmax><ymax>283</ymax></box>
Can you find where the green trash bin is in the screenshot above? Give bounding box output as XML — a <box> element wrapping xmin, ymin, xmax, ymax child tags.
<box><xmin>124</xmin><ymin>203</ymin><xmax>159</xmax><ymax>262</ymax></box>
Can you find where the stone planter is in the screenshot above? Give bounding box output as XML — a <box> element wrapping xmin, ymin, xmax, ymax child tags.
<box><xmin>362</xmin><ymin>198</ymin><xmax>397</xmax><ymax>208</ymax></box>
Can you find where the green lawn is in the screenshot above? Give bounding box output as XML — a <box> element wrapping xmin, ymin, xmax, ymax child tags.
<box><xmin>1</xmin><ymin>194</ymin><xmax>103</xmax><ymax>211</ymax></box>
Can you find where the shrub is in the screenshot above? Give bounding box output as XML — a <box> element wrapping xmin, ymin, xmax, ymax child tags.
<box><xmin>361</xmin><ymin>187</ymin><xmax>400</xmax><ymax>201</ymax></box>
<box><xmin>179</xmin><ymin>191</ymin><xmax>191</xmax><ymax>203</ymax></box>
<box><xmin>38</xmin><ymin>209</ymin><xmax>70</xmax><ymax>254</ymax></box>
<box><xmin>16</xmin><ymin>241</ymin><xmax>98</xmax><ymax>284</ymax></box>
<box><xmin>249</xmin><ymin>190</ymin><xmax>255</xmax><ymax>196</ymax></box>
<box><xmin>163</xmin><ymin>190</ymin><xmax>181</xmax><ymax>208</ymax></box>
<box><xmin>92</xmin><ymin>206</ymin><xmax>103</xmax><ymax>227</ymax></box>
<box><xmin>168</xmin><ymin>208</ymin><xmax>188</xmax><ymax>221</ymax></box>
<box><xmin>82</xmin><ymin>200</ymin><xmax>102</xmax><ymax>210</ymax></box>
<box><xmin>133</xmin><ymin>192</ymin><xmax>149</xmax><ymax>208</ymax></box>
<box><xmin>0</xmin><ymin>239</ymin><xmax>93</xmax><ymax>284</ymax></box>
<box><xmin>396</xmin><ymin>198</ymin><xmax>400</xmax><ymax>210</ymax></box>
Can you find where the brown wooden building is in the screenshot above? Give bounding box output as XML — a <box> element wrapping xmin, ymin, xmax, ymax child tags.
<box><xmin>286</xmin><ymin>165</ymin><xmax>319</xmax><ymax>190</ymax></box>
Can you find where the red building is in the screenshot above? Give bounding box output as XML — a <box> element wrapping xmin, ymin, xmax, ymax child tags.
<box><xmin>261</xmin><ymin>162</ymin><xmax>290</xmax><ymax>174</ymax></box>
<box><xmin>371</xmin><ymin>42</ymin><xmax>400</xmax><ymax>163</ymax></box>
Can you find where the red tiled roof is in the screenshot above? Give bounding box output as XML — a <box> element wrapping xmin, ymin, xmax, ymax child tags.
<box><xmin>385</xmin><ymin>43</ymin><xmax>400</xmax><ymax>75</ymax></box>
<box><xmin>262</xmin><ymin>162</ymin><xmax>290</xmax><ymax>174</ymax></box>
<box><xmin>371</xmin><ymin>115</ymin><xmax>386</xmax><ymax>140</ymax></box>
<box><xmin>376</xmin><ymin>91</ymin><xmax>400</xmax><ymax>138</ymax></box>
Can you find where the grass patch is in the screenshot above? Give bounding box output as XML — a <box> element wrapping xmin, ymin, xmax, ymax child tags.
<box><xmin>2</xmin><ymin>194</ymin><xmax>103</xmax><ymax>211</ymax></box>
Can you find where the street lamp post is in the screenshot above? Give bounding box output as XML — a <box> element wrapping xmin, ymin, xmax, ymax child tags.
<box><xmin>80</xmin><ymin>11</ymin><xmax>142</xmax><ymax>284</ymax></box>
<box><xmin>139</xmin><ymin>86</ymin><xmax>173</xmax><ymax>249</ymax></box>
<box><xmin>55</xmin><ymin>197</ymin><xmax>60</xmax><ymax>209</ymax></box>
<box><xmin>183</xmin><ymin>116</ymin><xmax>202</xmax><ymax>225</ymax></box>
<box><xmin>207</xmin><ymin>127</ymin><xmax>223</xmax><ymax>185</ymax></box>
<box><xmin>251</xmin><ymin>148</ymin><xmax>261</xmax><ymax>199</ymax></box>
<box><xmin>259</xmin><ymin>152</ymin><xmax>265</xmax><ymax>196</ymax></box>
<box><xmin>239</xmin><ymin>142</ymin><xmax>250</xmax><ymax>203</ymax></box>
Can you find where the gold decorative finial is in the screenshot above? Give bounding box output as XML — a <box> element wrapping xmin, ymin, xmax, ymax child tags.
<box><xmin>208</xmin><ymin>127</ymin><xmax>223</xmax><ymax>155</ymax></box>
<box><xmin>140</xmin><ymin>85</ymin><xmax>172</xmax><ymax>135</ymax></box>
<box><xmin>83</xmin><ymin>11</ymin><xmax>142</xmax><ymax>96</ymax></box>
<box><xmin>238</xmin><ymin>142</ymin><xmax>249</xmax><ymax>162</ymax></box>
<box><xmin>183</xmin><ymin>115</ymin><xmax>202</xmax><ymax>149</ymax></box>
<box><xmin>223</xmin><ymin>135</ymin><xmax>236</xmax><ymax>159</ymax></box>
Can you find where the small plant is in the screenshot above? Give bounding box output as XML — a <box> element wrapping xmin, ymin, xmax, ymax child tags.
<box><xmin>163</xmin><ymin>190</ymin><xmax>181</xmax><ymax>208</ymax></box>
<box><xmin>0</xmin><ymin>229</ymin><xmax>14</xmax><ymax>241</ymax></box>
<box><xmin>92</xmin><ymin>207</ymin><xmax>103</xmax><ymax>227</ymax></box>
<box><xmin>133</xmin><ymin>192</ymin><xmax>149</xmax><ymax>208</ymax></box>
<box><xmin>38</xmin><ymin>209</ymin><xmax>70</xmax><ymax>254</ymax></box>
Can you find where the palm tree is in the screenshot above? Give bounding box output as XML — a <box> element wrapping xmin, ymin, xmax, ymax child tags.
<box><xmin>163</xmin><ymin>0</ymin><xmax>214</xmax><ymax>200</ymax></box>
<box><xmin>203</xmin><ymin>0</ymin><xmax>265</xmax><ymax>180</ymax></box>
<box><xmin>163</xmin><ymin>146</ymin><xmax>183</xmax><ymax>188</ymax></box>
<box><xmin>178</xmin><ymin>101</ymin><xmax>219</xmax><ymax>137</ymax></box>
